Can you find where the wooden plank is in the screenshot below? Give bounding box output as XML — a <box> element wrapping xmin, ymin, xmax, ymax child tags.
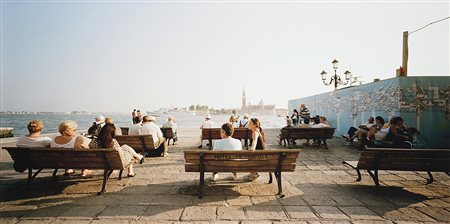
<box><xmin>185</xmin><ymin>158</ymin><xmax>297</xmax><ymax>164</ymax></box>
<box><xmin>185</xmin><ymin>164</ymin><xmax>296</xmax><ymax>172</ymax></box>
<box><xmin>194</xmin><ymin>160</ymin><xmax>296</xmax><ymax>167</ymax></box>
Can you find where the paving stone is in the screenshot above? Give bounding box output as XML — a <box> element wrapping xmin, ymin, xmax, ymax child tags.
<box><xmin>357</xmin><ymin>196</ymin><xmax>394</xmax><ymax>207</ymax></box>
<box><xmin>241</xmin><ymin>221</ymin><xmax>272</xmax><ymax>224</ymax></box>
<box><xmin>307</xmin><ymin>220</ymin><xmax>352</xmax><ymax>224</ymax></box>
<box><xmin>351</xmin><ymin>221</ymin><xmax>394</xmax><ymax>224</ymax></box>
<box><xmin>91</xmin><ymin>219</ymin><xmax>130</xmax><ymax>224</ymax></box>
<box><xmin>192</xmin><ymin>195</ymin><xmax>227</xmax><ymax>206</ymax></box>
<box><xmin>217</xmin><ymin>206</ymin><xmax>246</xmax><ymax>220</ymax></box>
<box><xmin>58</xmin><ymin>205</ymin><xmax>106</xmax><ymax>219</ymax></box>
<box><xmin>21</xmin><ymin>205</ymin><xmax>71</xmax><ymax>219</ymax></box>
<box><xmin>226</xmin><ymin>196</ymin><xmax>252</xmax><ymax>206</ymax></box>
<box><xmin>48</xmin><ymin>219</ymin><xmax>92</xmax><ymax>224</ymax></box>
<box><xmin>97</xmin><ymin>205</ymin><xmax>146</xmax><ymax>219</ymax></box>
<box><xmin>0</xmin><ymin>218</ymin><xmax>18</xmax><ymax>224</ymax></box>
<box><xmin>181</xmin><ymin>206</ymin><xmax>216</xmax><ymax>221</ymax></box>
<box><xmin>416</xmin><ymin>207</ymin><xmax>450</xmax><ymax>222</ymax></box>
<box><xmin>16</xmin><ymin>220</ymin><xmax>52</xmax><ymax>224</ymax></box>
<box><xmin>331</xmin><ymin>196</ymin><xmax>364</xmax><ymax>206</ymax></box>
<box><xmin>150</xmin><ymin>195</ymin><xmax>193</xmax><ymax>206</ymax></box>
<box><xmin>371</xmin><ymin>206</ymin><xmax>435</xmax><ymax>222</ymax></box>
<box><xmin>250</xmin><ymin>196</ymin><xmax>280</xmax><ymax>205</ymax></box>
<box><xmin>284</xmin><ymin>206</ymin><xmax>319</xmax><ymax>220</ymax></box>
<box><xmin>312</xmin><ymin>206</ymin><xmax>349</xmax><ymax>220</ymax></box>
<box><xmin>423</xmin><ymin>198</ymin><xmax>450</xmax><ymax>207</ymax></box>
<box><xmin>339</xmin><ymin>206</ymin><xmax>383</xmax><ymax>220</ymax></box>
<box><xmin>278</xmin><ymin>196</ymin><xmax>307</xmax><ymax>206</ymax></box>
<box><xmin>303</xmin><ymin>196</ymin><xmax>337</xmax><ymax>206</ymax></box>
<box><xmin>210</xmin><ymin>221</ymin><xmax>239</xmax><ymax>224</ymax></box>
<box><xmin>246</xmin><ymin>205</ymin><xmax>288</xmax><ymax>220</ymax></box>
<box><xmin>140</xmin><ymin>205</ymin><xmax>184</xmax><ymax>221</ymax></box>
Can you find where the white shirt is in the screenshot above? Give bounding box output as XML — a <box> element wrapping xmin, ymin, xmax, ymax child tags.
<box><xmin>163</xmin><ymin>121</ymin><xmax>177</xmax><ymax>133</ymax></box>
<box><xmin>201</xmin><ymin>120</ymin><xmax>214</xmax><ymax>128</ymax></box>
<box><xmin>312</xmin><ymin>123</ymin><xmax>329</xmax><ymax>128</ymax></box>
<box><xmin>141</xmin><ymin>122</ymin><xmax>163</xmax><ymax>142</ymax></box>
<box><xmin>16</xmin><ymin>136</ymin><xmax>52</xmax><ymax>148</ymax></box>
<box><xmin>213</xmin><ymin>137</ymin><xmax>243</xmax><ymax>150</ymax></box>
<box><xmin>238</xmin><ymin>118</ymin><xmax>249</xmax><ymax>128</ymax></box>
<box><xmin>129</xmin><ymin>124</ymin><xmax>142</xmax><ymax>135</ymax></box>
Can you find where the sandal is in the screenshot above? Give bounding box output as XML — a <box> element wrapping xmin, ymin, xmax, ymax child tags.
<box><xmin>139</xmin><ymin>157</ymin><xmax>145</xmax><ymax>164</ymax></box>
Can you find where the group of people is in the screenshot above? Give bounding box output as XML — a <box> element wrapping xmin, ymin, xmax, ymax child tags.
<box><xmin>128</xmin><ymin>115</ymin><xmax>173</xmax><ymax>156</ymax></box>
<box><xmin>16</xmin><ymin>119</ymin><xmax>144</xmax><ymax>177</ymax></box>
<box><xmin>343</xmin><ymin>116</ymin><xmax>417</xmax><ymax>149</ymax></box>
<box><xmin>210</xmin><ymin>118</ymin><xmax>267</xmax><ymax>181</ymax></box>
<box><xmin>289</xmin><ymin>104</ymin><xmax>310</xmax><ymax>126</ymax></box>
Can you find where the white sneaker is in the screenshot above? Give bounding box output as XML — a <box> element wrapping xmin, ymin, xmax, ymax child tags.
<box><xmin>345</xmin><ymin>142</ymin><xmax>352</xmax><ymax>146</ymax></box>
<box><xmin>232</xmin><ymin>172</ymin><xmax>238</xmax><ymax>180</ymax></box>
<box><xmin>211</xmin><ymin>173</ymin><xmax>218</xmax><ymax>181</ymax></box>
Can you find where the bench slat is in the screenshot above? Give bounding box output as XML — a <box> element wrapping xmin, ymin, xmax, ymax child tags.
<box><xmin>185</xmin><ymin>158</ymin><xmax>297</xmax><ymax>164</ymax></box>
<box><xmin>185</xmin><ymin>164</ymin><xmax>296</xmax><ymax>172</ymax></box>
<box><xmin>184</xmin><ymin>153</ymin><xmax>299</xmax><ymax>161</ymax></box>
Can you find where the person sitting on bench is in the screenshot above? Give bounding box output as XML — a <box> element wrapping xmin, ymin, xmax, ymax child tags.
<box><xmin>89</xmin><ymin>123</ymin><xmax>144</xmax><ymax>177</ymax></box>
<box><xmin>211</xmin><ymin>123</ymin><xmax>243</xmax><ymax>181</ymax></box>
<box><xmin>16</xmin><ymin>120</ymin><xmax>52</xmax><ymax>148</ymax></box>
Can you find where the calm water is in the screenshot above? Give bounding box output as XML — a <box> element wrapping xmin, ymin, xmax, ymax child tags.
<box><xmin>0</xmin><ymin>113</ymin><xmax>285</xmax><ymax>137</ymax></box>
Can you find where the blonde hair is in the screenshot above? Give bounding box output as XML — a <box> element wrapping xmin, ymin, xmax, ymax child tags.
<box><xmin>58</xmin><ymin>120</ymin><xmax>78</xmax><ymax>135</ymax></box>
<box><xmin>105</xmin><ymin>117</ymin><xmax>113</xmax><ymax>124</ymax></box>
<box><xmin>27</xmin><ymin>120</ymin><xmax>44</xmax><ymax>134</ymax></box>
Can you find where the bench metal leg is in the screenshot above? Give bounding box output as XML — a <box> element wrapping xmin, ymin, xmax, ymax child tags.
<box><xmin>356</xmin><ymin>168</ymin><xmax>362</xmax><ymax>182</ymax></box>
<box><xmin>275</xmin><ymin>172</ymin><xmax>284</xmax><ymax>198</ymax></box>
<box><xmin>52</xmin><ymin>169</ymin><xmax>58</xmax><ymax>180</ymax></box>
<box><xmin>118</xmin><ymin>170</ymin><xmax>123</xmax><ymax>180</ymax></box>
<box><xmin>268</xmin><ymin>172</ymin><xmax>273</xmax><ymax>184</ymax></box>
<box><xmin>367</xmin><ymin>169</ymin><xmax>379</xmax><ymax>186</ymax></box>
<box><xmin>208</xmin><ymin>139</ymin><xmax>213</xmax><ymax>150</ymax></box>
<box><xmin>27</xmin><ymin>168</ymin><xmax>43</xmax><ymax>189</ymax></box>
<box><xmin>426</xmin><ymin>171</ymin><xmax>434</xmax><ymax>184</ymax></box>
<box><xmin>287</xmin><ymin>138</ymin><xmax>292</xmax><ymax>149</ymax></box>
<box><xmin>98</xmin><ymin>169</ymin><xmax>114</xmax><ymax>195</ymax></box>
<box><xmin>198</xmin><ymin>153</ymin><xmax>205</xmax><ymax>198</ymax></box>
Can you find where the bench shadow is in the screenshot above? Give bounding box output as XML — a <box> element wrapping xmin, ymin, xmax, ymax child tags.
<box><xmin>0</xmin><ymin>171</ymin><xmax>242</xmax><ymax>219</ymax></box>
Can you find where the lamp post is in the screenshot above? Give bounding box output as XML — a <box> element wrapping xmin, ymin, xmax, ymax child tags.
<box><xmin>320</xmin><ymin>59</ymin><xmax>352</xmax><ymax>90</ymax></box>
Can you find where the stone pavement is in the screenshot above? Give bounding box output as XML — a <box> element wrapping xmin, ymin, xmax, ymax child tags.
<box><xmin>1</xmin><ymin>128</ymin><xmax>449</xmax><ymax>224</ymax></box>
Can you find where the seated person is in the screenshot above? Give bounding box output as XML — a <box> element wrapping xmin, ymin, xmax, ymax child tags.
<box><xmin>16</xmin><ymin>120</ymin><xmax>52</xmax><ymax>148</ymax></box>
<box><xmin>239</xmin><ymin>114</ymin><xmax>250</xmax><ymax>128</ymax></box>
<box><xmin>198</xmin><ymin>115</ymin><xmax>214</xmax><ymax>148</ymax></box>
<box><xmin>51</xmin><ymin>120</ymin><xmax>90</xmax><ymax>176</ymax></box>
<box><xmin>312</xmin><ymin>116</ymin><xmax>330</xmax><ymax>148</ymax></box>
<box><xmin>129</xmin><ymin>116</ymin><xmax>142</xmax><ymax>135</ymax></box>
<box><xmin>367</xmin><ymin>116</ymin><xmax>385</xmax><ymax>143</ymax></box>
<box><xmin>343</xmin><ymin>117</ymin><xmax>375</xmax><ymax>146</ymax></box>
<box><xmin>87</xmin><ymin>115</ymin><xmax>105</xmax><ymax>137</ymax></box>
<box><xmin>141</xmin><ymin>116</ymin><xmax>168</xmax><ymax>156</ymax></box>
<box><xmin>386</xmin><ymin>116</ymin><xmax>414</xmax><ymax>148</ymax></box>
<box><xmin>105</xmin><ymin>117</ymin><xmax>122</xmax><ymax>135</ymax></box>
<box><xmin>89</xmin><ymin>123</ymin><xmax>144</xmax><ymax>177</ymax></box>
<box><xmin>211</xmin><ymin>123</ymin><xmax>243</xmax><ymax>181</ymax></box>
<box><xmin>162</xmin><ymin>116</ymin><xmax>178</xmax><ymax>143</ymax></box>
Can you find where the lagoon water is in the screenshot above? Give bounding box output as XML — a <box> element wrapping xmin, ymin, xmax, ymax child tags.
<box><xmin>0</xmin><ymin>113</ymin><xmax>286</xmax><ymax>137</ymax></box>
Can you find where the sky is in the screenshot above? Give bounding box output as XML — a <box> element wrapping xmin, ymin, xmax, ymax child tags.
<box><xmin>1</xmin><ymin>0</ymin><xmax>449</xmax><ymax>113</ymax></box>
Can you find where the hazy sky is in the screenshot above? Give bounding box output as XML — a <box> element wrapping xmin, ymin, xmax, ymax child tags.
<box><xmin>1</xmin><ymin>0</ymin><xmax>449</xmax><ymax>113</ymax></box>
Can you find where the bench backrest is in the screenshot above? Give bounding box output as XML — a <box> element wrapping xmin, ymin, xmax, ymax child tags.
<box><xmin>201</xmin><ymin>128</ymin><xmax>252</xmax><ymax>140</ymax></box>
<box><xmin>115</xmin><ymin>135</ymin><xmax>157</xmax><ymax>153</ymax></box>
<box><xmin>185</xmin><ymin>150</ymin><xmax>301</xmax><ymax>173</ymax></box>
<box><xmin>3</xmin><ymin>147</ymin><xmax>124</xmax><ymax>170</ymax></box>
<box><xmin>282</xmin><ymin>128</ymin><xmax>335</xmax><ymax>139</ymax></box>
<box><xmin>161</xmin><ymin>127</ymin><xmax>175</xmax><ymax>138</ymax></box>
<box><xmin>357</xmin><ymin>148</ymin><xmax>450</xmax><ymax>171</ymax></box>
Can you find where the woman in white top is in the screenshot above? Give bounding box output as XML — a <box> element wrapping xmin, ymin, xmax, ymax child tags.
<box><xmin>50</xmin><ymin>120</ymin><xmax>89</xmax><ymax>176</ymax></box>
<box><xmin>16</xmin><ymin>120</ymin><xmax>52</xmax><ymax>148</ymax></box>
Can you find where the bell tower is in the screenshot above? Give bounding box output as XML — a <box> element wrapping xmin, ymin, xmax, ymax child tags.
<box><xmin>242</xmin><ymin>87</ymin><xmax>247</xmax><ymax>109</ymax></box>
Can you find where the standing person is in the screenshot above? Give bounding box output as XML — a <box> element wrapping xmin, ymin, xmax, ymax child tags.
<box><xmin>198</xmin><ymin>114</ymin><xmax>215</xmax><ymax>148</ymax></box>
<box><xmin>291</xmin><ymin>109</ymin><xmax>299</xmax><ymax>126</ymax></box>
<box><xmin>141</xmin><ymin>116</ymin><xmax>168</xmax><ymax>156</ymax></box>
<box><xmin>299</xmin><ymin>104</ymin><xmax>310</xmax><ymax>124</ymax></box>
<box><xmin>211</xmin><ymin>123</ymin><xmax>243</xmax><ymax>181</ymax></box>
<box><xmin>129</xmin><ymin>116</ymin><xmax>143</xmax><ymax>135</ymax></box>
<box><xmin>137</xmin><ymin>110</ymin><xmax>143</xmax><ymax>121</ymax></box>
<box><xmin>132</xmin><ymin>109</ymin><xmax>137</xmax><ymax>124</ymax></box>
<box><xmin>248</xmin><ymin>118</ymin><xmax>267</xmax><ymax>181</ymax></box>
<box><xmin>16</xmin><ymin>120</ymin><xmax>52</xmax><ymax>148</ymax></box>
<box><xmin>51</xmin><ymin>120</ymin><xmax>89</xmax><ymax>176</ymax></box>
<box><xmin>239</xmin><ymin>114</ymin><xmax>250</xmax><ymax>128</ymax></box>
<box><xmin>89</xmin><ymin>123</ymin><xmax>144</xmax><ymax>177</ymax></box>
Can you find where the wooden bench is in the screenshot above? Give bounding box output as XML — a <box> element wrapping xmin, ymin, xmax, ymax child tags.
<box><xmin>201</xmin><ymin>128</ymin><xmax>252</xmax><ymax>150</ymax></box>
<box><xmin>2</xmin><ymin>147</ymin><xmax>125</xmax><ymax>195</ymax></box>
<box><xmin>115</xmin><ymin>134</ymin><xmax>165</xmax><ymax>156</ymax></box>
<box><xmin>279</xmin><ymin>127</ymin><xmax>336</xmax><ymax>149</ymax></box>
<box><xmin>184</xmin><ymin>149</ymin><xmax>301</xmax><ymax>198</ymax></box>
<box><xmin>343</xmin><ymin>148</ymin><xmax>450</xmax><ymax>186</ymax></box>
<box><xmin>161</xmin><ymin>127</ymin><xmax>177</xmax><ymax>145</ymax></box>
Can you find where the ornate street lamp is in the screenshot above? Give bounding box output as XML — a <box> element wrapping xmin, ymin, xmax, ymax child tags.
<box><xmin>321</xmin><ymin>58</ymin><xmax>352</xmax><ymax>90</ymax></box>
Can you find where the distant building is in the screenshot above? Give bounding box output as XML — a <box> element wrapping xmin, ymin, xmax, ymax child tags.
<box><xmin>240</xmin><ymin>88</ymin><xmax>276</xmax><ymax>115</ymax></box>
